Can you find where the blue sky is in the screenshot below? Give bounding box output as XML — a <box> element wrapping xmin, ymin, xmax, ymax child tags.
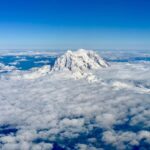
<box><xmin>0</xmin><ymin>0</ymin><xmax>150</xmax><ymax>50</ymax></box>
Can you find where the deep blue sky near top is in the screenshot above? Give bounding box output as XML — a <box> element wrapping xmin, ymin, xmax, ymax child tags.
<box><xmin>0</xmin><ymin>0</ymin><xmax>150</xmax><ymax>50</ymax></box>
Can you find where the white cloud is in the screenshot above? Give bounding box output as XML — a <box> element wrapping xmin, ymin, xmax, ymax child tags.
<box><xmin>0</xmin><ymin>63</ymin><xmax>16</xmax><ymax>73</ymax></box>
<box><xmin>0</xmin><ymin>50</ymin><xmax>150</xmax><ymax>149</ymax></box>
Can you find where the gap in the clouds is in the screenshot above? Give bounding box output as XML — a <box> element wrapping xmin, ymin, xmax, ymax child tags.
<box><xmin>0</xmin><ymin>55</ymin><xmax>57</xmax><ymax>71</ymax></box>
<box><xmin>32</xmin><ymin>117</ymin><xmax>150</xmax><ymax>150</ymax></box>
<box><xmin>0</xmin><ymin>124</ymin><xmax>18</xmax><ymax>135</ymax></box>
<box><xmin>52</xmin><ymin>143</ymin><xmax>66</xmax><ymax>150</ymax></box>
<box><xmin>132</xmin><ymin>141</ymin><xmax>150</xmax><ymax>150</ymax></box>
<box><xmin>114</xmin><ymin>122</ymin><xmax>146</xmax><ymax>133</ymax></box>
<box><xmin>33</xmin><ymin>126</ymin><xmax>116</xmax><ymax>150</ymax></box>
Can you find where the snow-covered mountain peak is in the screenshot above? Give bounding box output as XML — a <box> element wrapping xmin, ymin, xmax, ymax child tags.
<box><xmin>52</xmin><ymin>49</ymin><xmax>109</xmax><ymax>81</ymax></box>
<box><xmin>53</xmin><ymin>49</ymin><xmax>109</xmax><ymax>72</ymax></box>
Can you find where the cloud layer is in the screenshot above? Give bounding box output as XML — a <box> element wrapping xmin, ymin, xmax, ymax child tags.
<box><xmin>0</xmin><ymin>50</ymin><xmax>150</xmax><ymax>150</ymax></box>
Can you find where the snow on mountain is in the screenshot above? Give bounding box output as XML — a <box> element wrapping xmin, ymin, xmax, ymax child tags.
<box><xmin>52</xmin><ymin>49</ymin><xmax>109</xmax><ymax>81</ymax></box>
<box><xmin>53</xmin><ymin>49</ymin><xmax>109</xmax><ymax>71</ymax></box>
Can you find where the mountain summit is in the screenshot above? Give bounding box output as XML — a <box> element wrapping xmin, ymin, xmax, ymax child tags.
<box><xmin>52</xmin><ymin>49</ymin><xmax>109</xmax><ymax>81</ymax></box>
<box><xmin>53</xmin><ymin>49</ymin><xmax>108</xmax><ymax>71</ymax></box>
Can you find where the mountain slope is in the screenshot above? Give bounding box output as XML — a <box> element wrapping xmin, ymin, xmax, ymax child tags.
<box><xmin>52</xmin><ymin>49</ymin><xmax>109</xmax><ymax>81</ymax></box>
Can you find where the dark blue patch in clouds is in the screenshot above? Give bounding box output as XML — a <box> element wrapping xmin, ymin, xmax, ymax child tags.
<box><xmin>0</xmin><ymin>117</ymin><xmax>148</xmax><ymax>149</ymax></box>
<box><xmin>0</xmin><ymin>124</ymin><xmax>18</xmax><ymax>135</ymax></box>
<box><xmin>32</xmin><ymin>117</ymin><xmax>150</xmax><ymax>150</ymax></box>
<box><xmin>0</xmin><ymin>55</ymin><xmax>57</xmax><ymax>70</ymax></box>
<box><xmin>52</xmin><ymin>143</ymin><xmax>66</xmax><ymax>150</ymax></box>
<box><xmin>33</xmin><ymin>127</ymin><xmax>114</xmax><ymax>150</ymax></box>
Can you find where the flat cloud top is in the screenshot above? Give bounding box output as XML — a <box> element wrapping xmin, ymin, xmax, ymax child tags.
<box><xmin>0</xmin><ymin>50</ymin><xmax>150</xmax><ymax>150</ymax></box>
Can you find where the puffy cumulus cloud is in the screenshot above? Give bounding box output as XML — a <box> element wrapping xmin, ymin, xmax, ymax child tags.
<box><xmin>1</xmin><ymin>142</ymin><xmax>53</xmax><ymax>150</ymax></box>
<box><xmin>102</xmin><ymin>130</ymin><xmax>150</xmax><ymax>150</ymax></box>
<box><xmin>0</xmin><ymin>52</ymin><xmax>150</xmax><ymax>149</ymax></box>
<box><xmin>96</xmin><ymin>113</ymin><xmax>116</xmax><ymax>129</ymax></box>
<box><xmin>60</xmin><ymin>118</ymin><xmax>84</xmax><ymax>128</ymax></box>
